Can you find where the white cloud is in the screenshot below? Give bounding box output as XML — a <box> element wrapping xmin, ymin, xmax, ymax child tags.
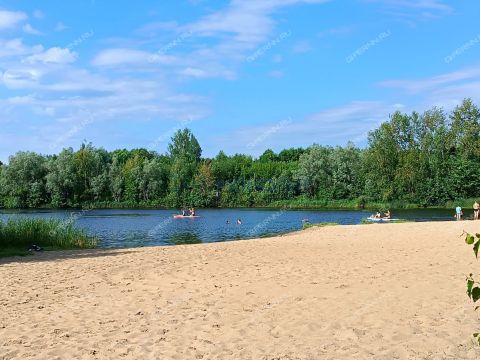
<box><xmin>378</xmin><ymin>65</ymin><xmax>480</xmax><ymax>94</ymax></box>
<box><xmin>55</xmin><ymin>22</ymin><xmax>67</xmax><ymax>32</ymax></box>
<box><xmin>180</xmin><ymin>67</ymin><xmax>208</xmax><ymax>78</ymax></box>
<box><xmin>0</xmin><ymin>10</ymin><xmax>27</xmax><ymax>30</ymax></box>
<box><xmin>0</xmin><ymin>38</ymin><xmax>43</xmax><ymax>58</ymax></box>
<box><xmin>188</xmin><ymin>0</ymin><xmax>328</xmax><ymax>46</ymax></box>
<box><xmin>318</xmin><ymin>25</ymin><xmax>355</xmax><ymax>38</ymax></box>
<box><xmin>92</xmin><ymin>48</ymin><xmax>158</xmax><ymax>66</ymax></box>
<box><xmin>376</xmin><ymin>0</ymin><xmax>450</xmax><ymax>11</ymax></box>
<box><xmin>23</xmin><ymin>47</ymin><xmax>77</xmax><ymax>64</ymax></box>
<box><xmin>23</xmin><ymin>23</ymin><xmax>43</xmax><ymax>35</ymax></box>
<box><xmin>33</xmin><ymin>10</ymin><xmax>45</xmax><ymax>19</ymax></box>
<box><xmin>292</xmin><ymin>40</ymin><xmax>312</xmax><ymax>53</ymax></box>
<box><xmin>268</xmin><ymin>70</ymin><xmax>285</xmax><ymax>78</ymax></box>
<box><xmin>2</xmin><ymin>69</ymin><xmax>42</xmax><ymax>88</ymax></box>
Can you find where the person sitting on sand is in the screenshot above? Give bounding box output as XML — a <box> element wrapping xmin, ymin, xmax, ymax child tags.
<box><xmin>474</xmin><ymin>201</ymin><xmax>480</xmax><ymax>220</ymax></box>
<box><xmin>455</xmin><ymin>206</ymin><xmax>463</xmax><ymax>221</ymax></box>
<box><xmin>384</xmin><ymin>210</ymin><xmax>391</xmax><ymax>219</ymax></box>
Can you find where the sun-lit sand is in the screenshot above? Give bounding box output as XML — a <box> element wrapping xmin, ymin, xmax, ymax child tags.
<box><xmin>1</xmin><ymin>221</ymin><xmax>480</xmax><ymax>359</ymax></box>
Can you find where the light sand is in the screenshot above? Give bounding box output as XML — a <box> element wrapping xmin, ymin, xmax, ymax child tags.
<box><xmin>1</xmin><ymin>221</ymin><xmax>480</xmax><ymax>359</ymax></box>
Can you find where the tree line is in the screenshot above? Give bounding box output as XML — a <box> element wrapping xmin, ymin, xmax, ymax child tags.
<box><xmin>1</xmin><ymin>98</ymin><xmax>479</xmax><ymax>209</ymax></box>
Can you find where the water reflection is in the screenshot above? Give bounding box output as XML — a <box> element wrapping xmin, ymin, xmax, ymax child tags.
<box><xmin>168</xmin><ymin>232</ymin><xmax>202</xmax><ymax>245</ymax></box>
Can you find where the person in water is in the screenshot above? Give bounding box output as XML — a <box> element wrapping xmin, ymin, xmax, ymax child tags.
<box><xmin>474</xmin><ymin>201</ymin><xmax>480</xmax><ymax>220</ymax></box>
<box><xmin>237</xmin><ymin>219</ymin><xmax>242</xmax><ymax>225</ymax></box>
<box><xmin>374</xmin><ymin>211</ymin><xmax>382</xmax><ymax>219</ymax></box>
<box><xmin>182</xmin><ymin>209</ymin><xmax>186</xmax><ymax>216</ymax></box>
<box><xmin>190</xmin><ymin>208</ymin><xmax>196</xmax><ymax>216</ymax></box>
<box><xmin>455</xmin><ymin>206</ymin><xmax>463</xmax><ymax>221</ymax></box>
<box><xmin>384</xmin><ymin>210</ymin><xmax>391</xmax><ymax>219</ymax></box>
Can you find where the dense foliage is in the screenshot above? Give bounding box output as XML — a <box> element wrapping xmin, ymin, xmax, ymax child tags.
<box><xmin>1</xmin><ymin>99</ymin><xmax>480</xmax><ymax>209</ymax></box>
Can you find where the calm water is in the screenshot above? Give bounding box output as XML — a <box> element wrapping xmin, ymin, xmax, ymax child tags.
<box><xmin>0</xmin><ymin>208</ymin><xmax>457</xmax><ymax>248</ymax></box>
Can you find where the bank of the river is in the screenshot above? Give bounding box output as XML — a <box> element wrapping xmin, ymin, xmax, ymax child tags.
<box><xmin>1</xmin><ymin>196</ymin><xmax>477</xmax><ymax>212</ymax></box>
<box><xmin>1</xmin><ymin>221</ymin><xmax>479</xmax><ymax>359</ymax></box>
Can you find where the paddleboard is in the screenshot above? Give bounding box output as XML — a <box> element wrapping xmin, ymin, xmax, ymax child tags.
<box><xmin>173</xmin><ymin>215</ymin><xmax>200</xmax><ymax>219</ymax></box>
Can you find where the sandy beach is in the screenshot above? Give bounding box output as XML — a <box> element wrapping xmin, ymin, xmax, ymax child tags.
<box><xmin>1</xmin><ymin>221</ymin><xmax>480</xmax><ymax>359</ymax></box>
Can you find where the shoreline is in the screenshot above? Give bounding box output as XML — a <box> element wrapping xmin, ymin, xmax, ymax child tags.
<box><xmin>0</xmin><ymin>199</ymin><xmax>477</xmax><ymax>212</ymax></box>
<box><xmin>1</xmin><ymin>219</ymin><xmax>472</xmax><ymax>259</ymax></box>
<box><xmin>1</xmin><ymin>221</ymin><xmax>480</xmax><ymax>359</ymax></box>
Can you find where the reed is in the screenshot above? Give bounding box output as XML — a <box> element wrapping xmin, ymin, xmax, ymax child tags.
<box><xmin>0</xmin><ymin>218</ymin><xmax>97</xmax><ymax>253</ymax></box>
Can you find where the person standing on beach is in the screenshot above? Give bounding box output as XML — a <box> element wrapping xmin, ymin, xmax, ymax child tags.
<box><xmin>455</xmin><ymin>206</ymin><xmax>463</xmax><ymax>221</ymax></box>
<box><xmin>474</xmin><ymin>201</ymin><xmax>480</xmax><ymax>220</ymax></box>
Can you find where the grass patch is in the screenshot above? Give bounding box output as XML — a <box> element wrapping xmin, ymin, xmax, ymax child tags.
<box><xmin>360</xmin><ymin>219</ymin><xmax>375</xmax><ymax>225</ymax></box>
<box><xmin>303</xmin><ymin>222</ymin><xmax>339</xmax><ymax>230</ymax></box>
<box><xmin>360</xmin><ymin>218</ymin><xmax>412</xmax><ymax>224</ymax></box>
<box><xmin>0</xmin><ymin>218</ymin><xmax>97</xmax><ymax>258</ymax></box>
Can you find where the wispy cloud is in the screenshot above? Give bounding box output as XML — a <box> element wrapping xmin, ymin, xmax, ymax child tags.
<box><xmin>378</xmin><ymin>65</ymin><xmax>480</xmax><ymax>94</ymax></box>
<box><xmin>23</xmin><ymin>23</ymin><xmax>43</xmax><ymax>35</ymax></box>
<box><xmin>55</xmin><ymin>22</ymin><xmax>68</xmax><ymax>32</ymax></box>
<box><xmin>365</xmin><ymin>0</ymin><xmax>451</xmax><ymax>12</ymax></box>
<box><xmin>23</xmin><ymin>47</ymin><xmax>77</xmax><ymax>64</ymax></box>
<box><xmin>0</xmin><ymin>10</ymin><xmax>27</xmax><ymax>30</ymax></box>
<box><xmin>213</xmin><ymin>101</ymin><xmax>398</xmax><ymax>155</ymax></box>
<box><xmin>292</xmin><ymin>40</ymin><xmax>312</xmax><ymax>54</ymax></box>
<box><xmin>32</xmin><ymin>10</ymin><xmax>45</xmax><ymax>20</ymax></box>
<box><xmin>378</xmin><ymin>64</ymin><xmax>480</xmax><ymax>109</ymax></box>
<box><xmin>364</xmin><ymin>0</ymin><xmax>452</xmax><ymax>23</ymax></box>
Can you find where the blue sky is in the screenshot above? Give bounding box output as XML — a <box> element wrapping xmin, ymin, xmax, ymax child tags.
<box><xmin>1</xmin><ymin>0</ymin><xmax>480</xmax><ymax>161</ymax></box>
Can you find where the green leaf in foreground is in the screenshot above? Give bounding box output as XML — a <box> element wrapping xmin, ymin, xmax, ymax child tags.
<box><xmin>474</xmin><ymin>240</ymin><xmax>480</xmax><ymax>259</ymax></box>
<box><xmin>472</xmin><ymin>287</ymin><xmax>480</xmax><ymax>303</ymax></box>
<box><xmin>467</xmin><ymin>278</ymin><xmax>475</xmax><ymax>298</ymax></box>
<box><xmin>466</xmin><ymin>234</ymin><xmax>475</xmax><ymax>245</ymax></box>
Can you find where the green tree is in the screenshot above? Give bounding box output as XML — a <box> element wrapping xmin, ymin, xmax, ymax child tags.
<box><xmin>167</xmin><ymin>129</ymin><xmax>202</xmax><ymax>207</ymax></box>
<box><xmin>0</xmin><ymin>152</ymin><xmax>47</xmax><ymax>208</ymax></box>
<box><xmin>168</xmin><ymin>128</ymin><xmax>202</xmax><ymax>163</ymax></box>
<box><xmin>191</xmin><ymin>162</ymin><xmax>216</xmax><ymax>207</ymax></box>
<box><xmin>295</xmin><ymin>145</ymin><xmax>332</xmax><ymax>198</ymax></box>
<box><xmin>46</xmin><ymin>149</ymin><xmax>79</xmax><ymax>207</ymax></box>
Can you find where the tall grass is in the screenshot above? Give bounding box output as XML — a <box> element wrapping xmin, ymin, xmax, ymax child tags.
<box><xmin>0</xmin><ymin>218</ymin><xmax>97</xmax><ymax>251</ymax></box>
<box><xmin>302</xmin><ymin>222</ymin><xmax>338</xmax><ymax>230</ymax></box>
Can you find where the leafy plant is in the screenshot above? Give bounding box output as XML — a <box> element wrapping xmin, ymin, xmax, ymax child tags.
<box><xmin>464</xmin><ymin>232</ymin><xmax>480</xmax><ymax>345</ymax></box>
